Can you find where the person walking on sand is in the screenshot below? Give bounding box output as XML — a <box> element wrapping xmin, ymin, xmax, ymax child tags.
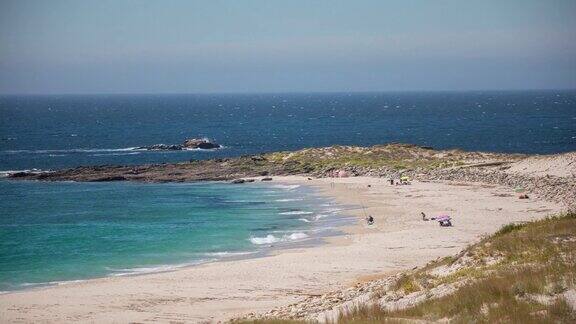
<box><xmin>366</xmin><ymin>215</ymin><xmax>374</xmax><ymax>225</ymax></box>
<box><xmin>421</xmin><ymin>212</ymin><xmax>428</xmax><ymax>221</ymax></box>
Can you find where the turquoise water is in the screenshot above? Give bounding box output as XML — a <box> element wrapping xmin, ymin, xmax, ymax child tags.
<box><xmin>0</xmin><ymin>180</ymin><xmax>349</xmax><ymax>291</ymax></box>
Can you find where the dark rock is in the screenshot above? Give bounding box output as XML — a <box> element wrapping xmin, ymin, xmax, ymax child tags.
<box><xmin>10</xmin><ymin>172</ymin><xmax>28</xmax><ymax>178</ymax></box>
<box><xmin>183</xmin><ymin>138</ymin><xmax>221</xmax><ymax>149</ymax></box>
<box><xmin>231</xmin><ymin>179</ymin><xmax>246</xmax><ymax>184</ymax></box>
<box><xmin>141</xmin><ymin>144</ymin><xmax>182</xmax><ymax>151</ymax></box>
<box><xmin>259</xmin><ymin>171</ymin><xmax>269</xmax><ymax>176</ymax></box>
<box><xmin>139</xmin><ymin>138</ymin><xmax>221</xmax><ymax>151</ymax></box>
<box><xmin>90</xmin><ymin>176</ymin><xmax>127</xmax><ymax>182</ymax></box>
<box><xmin>261</xmin><ymin>177</ymin><xmax>273</xmax><ymax>181</ymax></box>
<box><xmin>245</xmin><ymin>179</ymin><xmax>256</xmax><ymax>183</ymax></box>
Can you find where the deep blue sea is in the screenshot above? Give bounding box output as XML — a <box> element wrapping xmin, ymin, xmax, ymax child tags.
<box><xmin>1</xmin><ymin>90</ymin><xmax>575</xmax><ymax>290</ymax></box>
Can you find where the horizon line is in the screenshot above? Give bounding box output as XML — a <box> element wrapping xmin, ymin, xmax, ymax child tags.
<box><xmin>1</xmin><ymin>87</ymin><xmax>575</xmax><ymax>97</ymax></box>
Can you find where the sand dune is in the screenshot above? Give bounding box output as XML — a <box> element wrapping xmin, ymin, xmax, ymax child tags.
<box><xmin>506</xmin><ymin>152</ymin><xmax>576</xmax><ymax>178</ymax></box>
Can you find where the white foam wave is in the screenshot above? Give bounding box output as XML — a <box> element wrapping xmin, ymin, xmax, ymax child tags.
<box><xmin>249</xmin><ymin>234</ymin><xmax>280</xmax><ymax>244</ymax></box>
<box><xmin>279</xmin><ymin>210</ymin><xmax>314</xmax><ymax>215</ymax></box>
<box><xmin>1</xmin><ymin>147</ymin><xmax>140</xmax><ymax>154</ymax></box>
<box><xmin>0</xmin><ymin>169</ymin><xmax>46</xmax><ymax>177</ymax></box>
<box><xmin>107</xmin><ymin>260</ymin><xmax>210</xmax><ymax>276</ymax></box>
<box><xmin>249</xmin><ymin>232</ymin><xmax>309</xmax><ymax>245</ymax></box>
<box><xmin>17</xmin><ymin>279</ymin><xmax>88</xmax><ymax>289</ymax></box>
<box><xmin>90</xmin><ymin>152</ymin><xmax>141</xmax><ymax>157</ymax></box>
<box><xmin>272</xmin><ymin>184</ymin><xmax>300</xmax><ymax>190</ymax></box>
<box><xmin>298</xmin><ymin>218</ymin><xmax>312</xmax><ymax>223</ymax></box>
<box><xmin>202</xmin><ymin>251</ymin><xmax>257</xmax><ymax>257</ymax></box>
<box><xmin>182</xmin><ymin>145</ymin><xmax>225</xmax><ymax>151</ymax></box>
<box><xmin>286</xmin><ymin>232</ymin><xmax>309</xmax><ymax>240</ymax></box>
<box><xmin>275</xmin><ymin>198</ymin><xmax>304</xmax><ymax>202</ymax></box>
<box><xmin>2</xmin><ymin>145</ymin><xmax>224</xmax><ymax>155</ymax></box>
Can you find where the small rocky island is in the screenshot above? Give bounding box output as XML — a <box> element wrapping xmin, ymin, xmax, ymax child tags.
<box><xmin>138</xmin><ymin>138</ymin><xmax>221</xmax><ymax>151</ymax></box>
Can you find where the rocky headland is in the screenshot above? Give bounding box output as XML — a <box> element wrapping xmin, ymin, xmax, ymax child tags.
<box><xmin>8</xmin><ymin>143</ymin><xmax>576</xmax><ymax>209</ymax></box>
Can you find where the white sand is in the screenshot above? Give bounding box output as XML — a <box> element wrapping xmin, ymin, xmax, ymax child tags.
<box><xmin>0</xmin><ymin>176</ymin><xmax>564</xmax><ymax>323</ymax></box>
<box><xmin>506</xmin><ymin>152</ymin><xmax>576</xmax><ymax>178</ymax></box>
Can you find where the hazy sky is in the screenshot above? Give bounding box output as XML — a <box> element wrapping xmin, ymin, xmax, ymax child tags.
<box><xmin>1</xmin><ymin>0</ymin><xmax>575</xmax><ymax>94</ymax></box>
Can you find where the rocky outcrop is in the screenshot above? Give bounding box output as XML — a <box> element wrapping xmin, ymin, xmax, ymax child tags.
<box><xmin>139</xmin><ymin>138</ymin><xmax>221</xmax><ymax>151</ymax></box>
<box><xmin>182</xmin><ymin>138</ymin><xmax>221</xmax><ymax>149</ymax></box>
<box><xmin>142</xmin><ymin>144</ymin><xmax>183</xmax><ymax>151</ymax></box>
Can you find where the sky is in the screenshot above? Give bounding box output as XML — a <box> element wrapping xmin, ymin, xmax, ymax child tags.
<box><xmin>0</xmin><ymin>0</ymin><xmax>575</xmax><ymax>94</ymax></box>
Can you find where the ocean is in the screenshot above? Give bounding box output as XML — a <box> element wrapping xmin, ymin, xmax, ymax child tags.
<box><xmin>1</xmin><ymin>90</ymin><xmax>575</xmax><ymax>290</ymax></box>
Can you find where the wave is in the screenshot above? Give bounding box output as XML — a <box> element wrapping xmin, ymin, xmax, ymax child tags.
<box><xmin>1</xmin><ymin>146</ymin><xmax>223</xmax><ymax>155</ymax></box>
<box><xmin>0</xmin><ymin>169</ymin><xmax>46</xmax><ymax>177</ymax></box>
<box><xmin>274</xmin><ymin>198</ymin><xmax>304</xmax><ymax>202</ymax></box>
<box><xmin>271</xmin><ymin>184</ymin><xmax>301</xmax><ymax>191</ymax></box>
<box><xmin>279</xmin><ymin>210</ymin><xmax>314</xmax><ymax>215</ymax></box>
<box><xmin>249</xmin><ymin>232</ymin><xmax>309</xmax><ymax>245</ymax></box>
<box><xmin>1</xmin><ymin>147</ymin><xmax>140</xmax><ymax>154</ymax></box>
<box><xmin>183</xmin><ymin>145</ymin><xmax>225</xmax><ymax>151</ymax></box>
<box><xmin>90</xmin><ymin>152</ymin><xmax>141</xmax><ymax>157</ymax></box>
<box><xmin>6</xmin><ymin>279</ymin><xmax>90</xmax><ymax>292</ymax></box>
<box><xmin>298</xmin><ymin>218</ymin><xmax>312</xmax><ymax>223</ymax></box>
<box><xmin>106</xmin><ymin>259</ymin><xmax>211</xmax><ymax>277</ymax></box>
<box><xmin>202</xmin><ymin>251</ymin><xmax>257</xmax><ymax>257</ymax></box>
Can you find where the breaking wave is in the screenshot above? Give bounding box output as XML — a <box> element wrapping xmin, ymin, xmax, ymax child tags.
<box><xmin>249</xmin><ymin>232</ymin><xmax>309</xmax><ymax>245</ymax></box>
<box><xmin>271</xmin><ymin>184</ymin><xmax>301</xmax><ymax>191</ymax></box>
<box><xmin>279</xmin><ymin>210</ymin><xmax>314</xmax><ymax>215</ymax></box>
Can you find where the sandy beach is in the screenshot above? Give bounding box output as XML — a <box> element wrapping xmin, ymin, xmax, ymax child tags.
<box><xmin>0</xmin><ymin>175</ymin><xmax>565</xmax><ymax>323</ymax></box>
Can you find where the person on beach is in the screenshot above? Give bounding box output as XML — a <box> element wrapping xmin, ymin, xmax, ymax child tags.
<box><xmin>421</xmin><ymin>212</ymin><xmax>428</xmax><ymax>221</ymax></box>
<box><xmin>366</xmin><ymin>215</ymin><xmax>374</xmax><ymax>225</ymax></box>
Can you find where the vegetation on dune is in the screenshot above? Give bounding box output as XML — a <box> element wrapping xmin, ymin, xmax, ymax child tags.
<box><xmin>263</xmin><ymin>144</ymin><xmax>500</xmax><ymax>175</ymax></box>
<box><xmin>243</xmin><ymin>213</ymin><xmax>576</xmax><ymax>323</ymax></box>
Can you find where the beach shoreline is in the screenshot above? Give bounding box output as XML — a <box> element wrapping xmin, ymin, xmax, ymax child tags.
<box><xmin>0</xmin><ymin>174</ymin><xmax>567</xmax><ymax>323</ymax></box>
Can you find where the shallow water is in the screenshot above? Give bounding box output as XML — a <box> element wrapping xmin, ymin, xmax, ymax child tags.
<box><xmin>0</xmin><ymin>180</ymin><xmax>351</xmax><ymax>291</ymax></box>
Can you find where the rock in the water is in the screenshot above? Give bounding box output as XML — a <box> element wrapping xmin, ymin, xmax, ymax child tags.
<box><xmin>231</xmin><ymin>179</ymin><xmax>246</xmax><ymax>184</ymax></box>
<box><xmin>142</xmin><ymin>144</ymin><xmax>183</xmax><ymax>151</ymax></box>
<box><xmin>261</xmin><ymin>177</ymin><xmax>273</xmax><ymax>181</ymax></box>
<box><xmin>138</xmin><ymin>138</ymin><xmax>221</xmax><ymax>151</ymax></box>
<box><xmin>183</xmin><ymin>138</ymin><xmax>221</xmax><ymax>149</ymax></box>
